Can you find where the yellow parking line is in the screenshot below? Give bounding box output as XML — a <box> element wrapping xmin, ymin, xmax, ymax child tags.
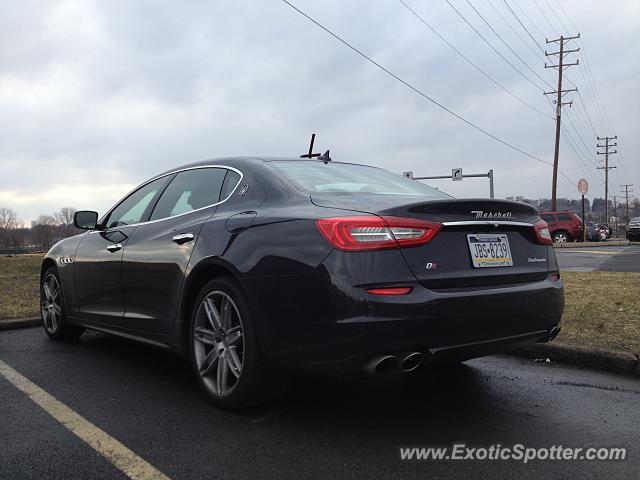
<box><xmin>0</xmin><ymin>359</ymin><xmax>170</xmax><ymax>480</ymax></box>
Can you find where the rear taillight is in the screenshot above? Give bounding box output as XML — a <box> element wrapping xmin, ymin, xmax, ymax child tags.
<box><xmin>533</xmin><ymin>219</ymin><xmax>553</xmax><ymax>245</ymax></box>
<box><xmin>316</xmin><ymin>216</ymin><xmax>441</xmax><ymax>251</ymax></box>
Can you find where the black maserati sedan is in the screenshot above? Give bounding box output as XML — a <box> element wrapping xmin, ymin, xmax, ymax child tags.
<box><xmin>41</xmin><ymin>157</ymin><xmax>564</xmax><ymax>408</ymax></box>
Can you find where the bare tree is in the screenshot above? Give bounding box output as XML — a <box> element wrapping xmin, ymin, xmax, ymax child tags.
<box><xmin>0</xmin><ymin>207</ymin><xmax>18</xmax><ymax>230</ymax></box>
<box><xmin>0</xmin><ymin>207</ymin><xmax>20</xmax><ymax>249</ymax></box>
<box><xmin>30</xmin><ymin>214</ymin><xmax>58</xmax><ymax>250</ymax></box>
<box><xmin>55</xmin><ymin>206</ymin><xmax>79</xmax><ymax>237</ymax></box>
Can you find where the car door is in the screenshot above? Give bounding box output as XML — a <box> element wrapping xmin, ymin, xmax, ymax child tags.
<box><xmin>73</xmin><ymin>176</ymin><xmax>172</xmax><ymax>327</ymax></box>
<box><xmin>122</xmin><ymin>166</ymin><xmax>237</xmax><ymax>334</ymax></box>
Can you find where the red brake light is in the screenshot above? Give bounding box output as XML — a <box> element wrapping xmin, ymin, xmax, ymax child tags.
<box><xmin>533</xmin><ymin>219</ymin><xmax>553</xmax><ymax>245</ymax></box>
<box><xmin>365</xmin><ymin>287</ymin><xmax>413</xmax><ymax>295</ymax></box>
<box><xmin>316</xmin><ymin>216</ymin><xmax>442</xmax><ymax>251</ymax></box>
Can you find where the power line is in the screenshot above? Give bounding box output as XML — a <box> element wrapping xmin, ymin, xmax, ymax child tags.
<box><xmin>509</xmin><ymin>0</ymin><xmax>547</xmax><ymax>44</ymax></box>
<box><xmin>487</xmin><ymin>0</ymin><xmax>542</xmax><ymax>63</ymax></box>
<box><xmin>532</xmin><ymin>0</ymin><xmax>559</xmax><ymax>35</ymax></box>
<box><xmin>279</xmin><ymin>0</ymin><xmax>554</xmax><ymax>166</ymax></box>
<box><xmin>396</xmin><ymin>0</ymin><xmax>552</xmax><ymax>119</ymax></box>
<box><xmin>444</xmin><ymin>0</ymin><xmax>547</xmax><ymax>92</ymax></box>
<box><xmin>554</xmin><ymin>0</ymin><xmax>626</xmax><ymax>182</ymax></box>
<box><xmin>500</xmin><ymin>0</ymin><xmax>546</xmax><ymax>57</ymax></box>
<box><xmin>545</xmin><ymin>0</ymin><xmax>570</xmax><ymax>33</ymax></box>
<box><xmin>582</xmin><ymin>42</ymin><xmax>614</xmax><ymax>133</ymax></box>
<box><xmin>547</xmin><ymin>5</ymin><xmax>622</xmax><ymax>181</ymax></box>
<box><xmin>444</xmin><ymin>0</ymin><xmax>595</xmax><ymax>190</ymax></box>
<box><xmin>560</xmin><ymin>123</ymin><xmax>601</xmax><ymax>187</ymax></box>
<box><xmin>564</xmin><ymin>109</ymin><xmax>598</xmax><ymax>167</ymax></box>
<box><xmin>464</xmin><ymin>0</ymin><xmax>554</xmax><ymax>90</ymax></box>
<box><xmin>543</xmin><ymin>94</ymin><xmax>600</xmax><ymax>187</ymax></box>
<box><xmin>552</xmin><ymin>0</ymin><xmax>615</xmax><ymax>135</ymax></box>
<box><xmin>551</xmin><ymin>0</ymin><xmax>626</xmax><ymax>184</ymax></box>
<box><xmin>495</xmin><ymin>2</ymin><xmax>604</xmax><ymax>177</ymax></box>
<box><xmin>575</xmin><ymin>89</ymin><xmax>598</xmax><ymax>137</ymax></box>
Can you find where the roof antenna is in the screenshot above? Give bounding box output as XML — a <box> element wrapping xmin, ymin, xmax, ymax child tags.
<box><xmin>318</xmin><ymin>150</ymin><xmax>331</xmax><ymax>164</ymax></box>
<box><xmin>300</xmin><ymin>133</ymin><xmax>321</xmax><ymax>158</ymax></box>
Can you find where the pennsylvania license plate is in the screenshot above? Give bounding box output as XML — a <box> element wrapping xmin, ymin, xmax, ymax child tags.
<box><xmin>467</xmin><ymin>233</ymin><xmax>513</xmax><ymax>268</ymax></box>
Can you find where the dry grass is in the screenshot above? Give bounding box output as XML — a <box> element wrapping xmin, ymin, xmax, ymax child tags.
<box><xmin>0</xmin><ymin>255</ymin><xmax>42</xmax><ymax>320</ymax></box>
<box><xmin>0</xmin><ymin>256</ymin><xmax>638</xmax><ymax>354</ymax></box>
<box><xmin>557</xmin><ymin>271</ymin><xmax>640</xmax><ymax>353</ymax></box>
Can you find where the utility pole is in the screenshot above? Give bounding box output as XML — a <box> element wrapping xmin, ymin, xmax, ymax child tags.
<box><xmin>596</xmin><ymin>136</ymin><xmax>617</xmax><ymax>223</ymax></box>
<box><xmin>620</xmin><ymin>184</ymin><xmax>634</xmax><ymax>223</ymax></box>
<box><xmin>544</xmin><ymin>34</ymin><xmax>580</xmax><ymax>211</ymax></box>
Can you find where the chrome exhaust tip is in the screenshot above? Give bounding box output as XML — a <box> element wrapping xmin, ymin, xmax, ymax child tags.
<box><xmin>398</xmin><ymin>351</ymin><xmax>424</xmax><ymax>372</ymax></box>
<box><xmin>363</xmin><ymin>354</ymin><xmax>398</xmax><ymax>375</ymax></box>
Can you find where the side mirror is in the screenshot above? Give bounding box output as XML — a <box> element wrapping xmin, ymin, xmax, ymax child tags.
<box><xmin>74</xmin><ymin>211</ymin><xmax>99</xmax><ymax>230</ymax></box>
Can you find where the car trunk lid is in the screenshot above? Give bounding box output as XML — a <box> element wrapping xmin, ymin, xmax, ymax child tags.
<box><xmin>312</xmin><ymin>195</ymin><xmax>553</xmax><ymax>289</ymax></box>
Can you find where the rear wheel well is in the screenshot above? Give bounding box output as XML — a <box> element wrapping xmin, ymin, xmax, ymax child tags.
<box><xmin>182</xmin><ymin>263</ymin><xmax>237</xmax><ymax>345</ymax></box>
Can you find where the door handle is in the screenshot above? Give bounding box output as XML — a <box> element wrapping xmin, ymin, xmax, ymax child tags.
<box><xmin>172</xmin><ymin>233</ymin><xmax>194</xmax><ymax>245</ymax></box>
<box><xmin>106</xmin><ymin>243</ymin><xmax>122</xmax><ymax>253</ymax></box>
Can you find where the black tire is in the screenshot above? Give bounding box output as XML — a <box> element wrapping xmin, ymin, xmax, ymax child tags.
<box><xmin>41</xmin><ymin>267</ymin><xmax>84</xmax><ymax>340</ymax></box>
<box><xmin>552</xmin><ymin>230</ymin><xmax>570</xmax><ymax>243</ymax></box>
<box><xmin>188</xmin><ymin>277</ymin><xmax>289</xmax><ymax>409</ymax></box>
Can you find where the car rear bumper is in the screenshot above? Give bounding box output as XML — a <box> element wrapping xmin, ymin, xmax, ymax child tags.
<box><xmin>262</xmin><ymin>276</ymin><xmax>564</xmax><ymax>374</ymax></box>
<box><xmin>627</xmin><ymin>229</ymin><xmax>640</xmax><ymax>240</ymax></box>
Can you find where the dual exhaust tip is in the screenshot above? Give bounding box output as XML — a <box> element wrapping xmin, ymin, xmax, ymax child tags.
<box><xmin>363</xmin><ymin>351</ymin><xmax>424</xmax><ymax>375</ymax></box>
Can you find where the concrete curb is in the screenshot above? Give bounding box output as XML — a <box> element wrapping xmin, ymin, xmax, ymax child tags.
<box><xmin>509</xmin><ymin>341</ymin><xmax>640</xmax><ymax>377</ymax></box>
<box><xmin>553</xmin><ymin>240</ymin><xmax>630</xmax><ymax>248</ymax></box>
<box><xmin>0</xmin><ymin>317</ymin><xmax>41</xmax><ymax>331</ymax></box>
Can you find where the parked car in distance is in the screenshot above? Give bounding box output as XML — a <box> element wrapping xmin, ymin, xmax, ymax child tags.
<box><xmin>597</xmin><ymin>224</ymin><xmax>611</xmax><ymax>240</ymax></box>
<box><xmin>539</xmin><ymin>211</ymin><xmax>583</xmax><ymax>243</ymax></box>
<box><xmin>627</xmin><ymin>217</ymin><xmax>640</xmax><ymax>241</ymax></box>
<box><xmin>40</xmin><ymin>157</ymin><xmax>565</xmax><ymax>409</ymax></box>
<box><xmin>585</xmin><ymin>222</ymin><xmax>604</xmax><ymax>242</ymax></box>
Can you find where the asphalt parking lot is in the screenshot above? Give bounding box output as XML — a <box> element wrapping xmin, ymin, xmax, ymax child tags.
<box><xmin>1</xmin><ymin>327</ymin><xmax>639</xmax><ymax>479</ymax></box>
<box><xmin>555</xmin><ymin>244</ymin><xmax>640</xmax><ymax>272</ymax></box>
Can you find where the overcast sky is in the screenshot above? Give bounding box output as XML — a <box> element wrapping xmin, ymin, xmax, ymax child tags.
<box><xmin>1</xmin><ymin>0</ymin><xmax>638</xmax><ymax>223</ymax></box>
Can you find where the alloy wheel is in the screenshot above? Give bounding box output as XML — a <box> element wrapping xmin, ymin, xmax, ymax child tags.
<box><xmin>41</xmin><ymin>274</ymin><xmax>62</xmax><ymax>333</ymax></box>
<box><xmin>554</xmin><ymin>232</ymin><xmax>567</xmax><ymax>243</ymax></box>
<box><xmin>193</xmin><ymin>291</ymin><xmax>244</xmax><ymax>397</ymax></box>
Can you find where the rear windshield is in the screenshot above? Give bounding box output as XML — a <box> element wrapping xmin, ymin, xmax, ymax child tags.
<box><xmin>271</xmin><ymin>161</ymin><xmax>448</xmax><ymax>198</ymax></box>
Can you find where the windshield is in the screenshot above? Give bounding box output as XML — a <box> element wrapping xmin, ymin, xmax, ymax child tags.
<box><xmin>271</xmin><ymin>161</ymin><xmax>448</xmax><ymax>198</ymax></box>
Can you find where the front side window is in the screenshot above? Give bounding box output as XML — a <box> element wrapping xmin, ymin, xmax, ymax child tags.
<box><xmin>105</xmin><ymin>177</ymin><xmax>169</xmax><ymax>228</ymax></box>
<box><xmin>271</xmin><ymin>161</ymin><xmax>448</xmax><ymax>198</ymax></box>
<box><xmin>557</xmin><ymin>213</ymin><xmax>572</xmax><ymax>221</ymax></box>
<box><xmin>149</xmin><ymin>168</ymin><xmax>228</xmax><ymax>221</ymax></box>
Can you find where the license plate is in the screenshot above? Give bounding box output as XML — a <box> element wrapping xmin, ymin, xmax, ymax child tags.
<box><xmin>467</xmin><ymin>233</ymin><xmax>513</xmax><ymax>268</ymax></box>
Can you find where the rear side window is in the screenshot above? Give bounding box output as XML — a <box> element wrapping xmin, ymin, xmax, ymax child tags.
<box><xmin>150</xmin><ymin>168</ymin><xmax>227</xmax><ymax>221</ymax></box>
<box><xmin>556</xmin><ymin>213</ymin><xmax>573</xmax><ymax>221</ymax></box>
<box><xmin>271</xmin><ymin>161</ymin><xmax>448</xmax><ymax>198</ymax></box>
<box><xmin>220</xmin><ymin>170</ymin><xmax>241</xmax><ymax>201</ymax></box>
<box><xmin>541</xmin><ymin>214</ymin><xmax>556</xmax><ymax>222</ymax></box>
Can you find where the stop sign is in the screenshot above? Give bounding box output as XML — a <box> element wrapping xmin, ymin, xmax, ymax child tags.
<box><xmin>578</xmin><ymin>178</ymin><xmax>589</xmax><ymax>195</ymax></box>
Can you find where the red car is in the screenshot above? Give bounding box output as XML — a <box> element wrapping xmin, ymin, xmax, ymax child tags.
<box><xmin>539</xmin><ymin>211</ymin><xmax>583</xmax><ymax>243</ymax></box>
